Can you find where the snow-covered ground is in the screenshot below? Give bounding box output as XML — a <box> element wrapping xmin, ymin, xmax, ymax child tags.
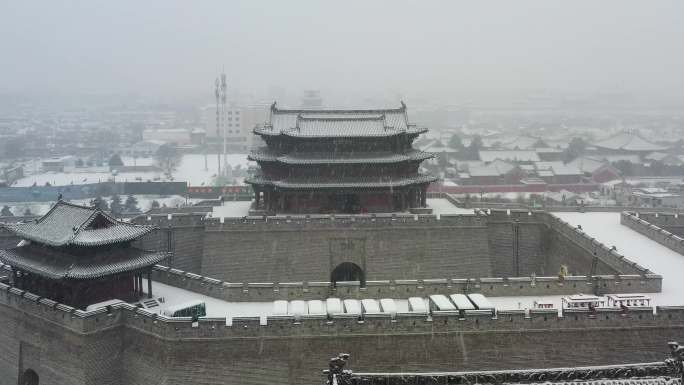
<box><xmin>144</xmin><ymin>211</ymin><xmax>684</xmax><ymax>317</ymax></box>
<box><xmin>148</xmin><ymin>279</ymin><xmax>414</xmax><ymax>319</ymax></box>
<box><xmin>173</xmin><ymin>153</ymin><xmax>252</xmax><ymax>186</ymax></box>
<box><xmin>426</xmin><ymin>198</ymin><xmax>474</xmax><ymax>215</ymax></box>
<box><xmin>2</xmin><ymin>195</ymin><xmax>196</xmax><ymax>217</ymax></box>
<box><xmin>11</xmin><ymin>153</ymin><xmax>252</xmax><ymax>187</ymax></box>
<box><xmin>12</xmin><ymin>169</ymin><xmax>164</xmax><ymax>187</ymax></box>
<box><xmin>554</xmin><ymin>212</ymin><xmax>684</xmax><ymax>306</ymax></box>
<box><xmin>146</xmin><ymin>280</ymin><xmax>273</xmax><ymax>318</ymax></box>
<box><xmin>211</xmin><ymin>201</ymin><xmax>252</xmax><ymax>218</ymax></box>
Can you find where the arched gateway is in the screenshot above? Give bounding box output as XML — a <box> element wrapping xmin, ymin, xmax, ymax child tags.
<box><xmin>21</xmin><ymin>369</ymin><xmax>39</xmax><ymax>385</ymax></box>
<box><xmin>331</xmin><ymin>262</ymin><xmax>365</xmax><ymax>287</ymax></box>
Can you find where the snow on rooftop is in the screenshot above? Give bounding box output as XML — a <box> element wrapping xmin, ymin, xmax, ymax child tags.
<box><xmin>13</xmin><ymin>153</ymin><xmax>252</xmax><ymax>188</ymax></box>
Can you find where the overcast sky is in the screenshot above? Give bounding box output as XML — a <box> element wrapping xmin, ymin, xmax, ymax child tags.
<box><xmin>1</xmin><ymin>1</ymin><xmax>683</xmax><ymax>105</ymax></box>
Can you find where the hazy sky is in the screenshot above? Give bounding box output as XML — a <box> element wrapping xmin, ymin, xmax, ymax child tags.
<box><xmin>1</xmin><ymin>1</ymin><xmax>683</xmax><ymax>105</ymax></box>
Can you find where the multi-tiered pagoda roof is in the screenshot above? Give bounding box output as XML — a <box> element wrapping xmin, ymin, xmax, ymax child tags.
<box><xmin>0</xmin><ymin>201</ymin><xmax>167</xmax><ymax>307</ymax></box>
<box><xmin>246</xmin><ymin>102</ymin><xmax>437</xmax><ymax>214</ymax></box>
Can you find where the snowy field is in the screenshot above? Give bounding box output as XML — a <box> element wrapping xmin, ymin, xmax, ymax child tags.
<box><xmin>554</xmin><ymin>212</ymin><xmax>684</xmax><ymax>306</ymax></box>
<box><xmin>173</xmin><ymin>153</ymin><xmax>251</xmax><ymax>186</ymax></box>
<box><xmin>426</xmin><ymin>198</ymin><xmax>474</xmax><ymax>215</ymax></box>
<box><xmin>11</xmin><ymin>153</ymin><xmax>252</xmax><ymax>187</ymax></box>
<box><xmin>148</xmin><ymin>279</ymin><xmax>413</xmax><ymax>319</ymax></box>
<box><xmin>211</xmin><ymin>201</ymin><xmax>252</xmax><ymax>218</ymax></box>
<box><xmin>2</xmin><ymin>195</ymin><xmax>196</xmax><ymax>217</ymax></box>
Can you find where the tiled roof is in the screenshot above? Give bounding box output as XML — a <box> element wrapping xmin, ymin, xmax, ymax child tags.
<box><xmin>594</xmin><ymin>131</ymin><xmax>666</xmax><ymax>152</ymax></box>
<box><xmin>569</xmin><ymin>156</ymin><xmax>611</xmax><ymax>174</ymax></box>
<box><xmin>248</xmin><ymin>148</ymin><xmax>433</xmax><ymax>164</ymax></box>
<box><xmin>501</xmin><ymin>135</ymin><xmax>548</xmax><ymax>150</ymax></box>
<box><xmin>0</xmin><ymin>244</ymin><xmax>168</xmax><ymax>279</ymax></box>
<box><xmin>468</xmin><ymin>160</ymin><xmax>516</xmax><ymax>177</ymax></box>
<box><xmin>479</xmin><ymin>150</ymin><xmax>540</xmax><ymax>163</ymax></box>
<box><xmin>245</xmin><ymin>174</ymin><xmax>438</xmax><ymax>189</ymax></box>
<box><xmin>535</xmin><ymin>161</ymin><xmax>582</xmax><ymax>176</ymax></box>
<box><xmin>254</xmin><ymin>103</ymin><xmax>427</xmax><ymax>138</ymax></box>
<box><xmin>2</xmin><ymin>201</ymin><xmax>155</xmax><ymax>247</ymax></box>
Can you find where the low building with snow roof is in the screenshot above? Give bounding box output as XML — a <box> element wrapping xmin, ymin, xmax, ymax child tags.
<box><xmin>479</xmin><ymin>150</ymin><xmax>540</xmax><ymax>164</ymax></box>
<box><xmin>593</xmin><ymin>131</ymin><xmax>668</xmax><ymax>155</ymax></box>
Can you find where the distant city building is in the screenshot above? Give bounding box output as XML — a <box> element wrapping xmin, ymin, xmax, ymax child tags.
<box><xmin>593</xmin><ymin>131</ymin><xmax>667</xmax><ymax>154</ymax></box>
<box><xmin>200</xmin><ymin>104</ymin><xmax>269</xmax><ymax>152</ymax></box>
<box><xmin>300</xmin><ymin>90</ymin><xmax>323</xmax><ymax>108</ymax></box>
<box><xmin>141</xmin><ymin>128</ymin><xmax>192</xmax><ymax>145</ymax></box>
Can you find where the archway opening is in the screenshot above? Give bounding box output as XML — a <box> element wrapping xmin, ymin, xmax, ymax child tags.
<box><xmin>21</xmin><ymin>369</ymin><xmax>39</xmax><ymax>385</ymax></box>
<box><xmin>331</xmin><ymin>262</ymin><xmax>365</xmax><ymax>287</ymax></box>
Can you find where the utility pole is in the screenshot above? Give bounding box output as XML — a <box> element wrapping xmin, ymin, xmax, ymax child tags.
<box><xmin>215</xmin><ymin>76</ymin><xmax>221</xmax><ymax>176</ymax></box>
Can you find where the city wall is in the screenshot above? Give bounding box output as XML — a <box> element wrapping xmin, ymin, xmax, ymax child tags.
<box><xmin>0</xmin><ymin>280</ymin><xmax>680</xmax><ymax>385</ymax></box>
<box><xmin>151</xmin><ymin>264</ymin><xmax>661</xmax><ymax>302</ymax></box>
<box><xmin>133</xmin><ymin>210</ymin><xmax>659</xmax><ymax>293</ymax></box>
<box><xmin>621</xmin><ymin>212</ymin><xmax>684</xmax><ymax>256</ymax></box>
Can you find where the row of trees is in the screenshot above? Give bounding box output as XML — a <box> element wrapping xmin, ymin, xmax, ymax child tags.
<box><xmin>90</xmin><ymin>194</ymin><xmax>145</xmax><ymax>215</ymax></box>
<box><xmin>447</xmin><ymin>133</ymin><xmax>588</xmax><ymax>163</ymax></box>
<box><xmin>2</xmin><ymin>205</ymin><xmax>34</xmax><ymax>217</ymax></box>
<box><xmin>1</xmin><ymin>195</ymin><xmax>162</xmax><ymax>218</ymax></box>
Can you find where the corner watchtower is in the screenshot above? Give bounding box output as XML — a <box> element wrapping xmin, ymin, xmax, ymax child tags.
<box><xmin>0</xmin><ymin>200</ymin><xmax>169</xmax><ymax>309</ymax></box>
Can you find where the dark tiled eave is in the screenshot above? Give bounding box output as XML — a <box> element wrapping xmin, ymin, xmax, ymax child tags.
<box><xmin>245</xmin><ymin>174</ymin><xmax>438</xmax><ymax>190</ymax></box>
<box><xmin>253</xmin><ymin>126</ymin><xmax>427</xmax><ymax>138</ymax></box>
<box><xmin>247</xmin><ymin>150</ymin><xmax>434</xmax><ymax>165</ymax></box>
<box><xmin>0</xmin><ymin>246</ymin><xmax>169</xmax><ymax>280</ymax></box>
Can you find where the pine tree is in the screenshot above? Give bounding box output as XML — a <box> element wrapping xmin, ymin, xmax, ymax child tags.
<box><xmin>110</xmin><ymin>195</ymin><xmax>123</xmax><ymax>215</ymax></box>
<box><xmin>124</xmin><ymin>195</ymin><xmax>141</xmax><ymax>213</ymax></box>
<box><xmin>1</xmin><ymin>205</ymin><xmax>13</xmax><ymax>217</ymax></box>
<box><xmin>109</xmin><ymin>154</ymin><xmax>124</xmax><ymax>167</ymax></box>
<box><xmin>90</xmin><ymin>196</ymin><xmax>109</xmax><ymax>211</ymax></box>
<box><xmin>150</xmin><ymin>200</ymin><xmax>160</xmax><ymax>210</ymax></box>
<box><xmin>23</xmin><ymin>207</ymin><xmax>33</xmax><ymax>216</ymax></box>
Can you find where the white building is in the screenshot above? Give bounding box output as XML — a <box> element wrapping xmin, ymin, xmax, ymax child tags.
<box><xmin>200</xmin><ymin>104</ymin><xmax>270</xmax><ymax>152</ymax></box>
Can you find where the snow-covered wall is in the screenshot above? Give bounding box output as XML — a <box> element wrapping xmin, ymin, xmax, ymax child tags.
<box><xmin>0</xmin><ymin>279</ymin><xmax>680</xmax><ymax>385</ymax></box>
<box><xmin>132</xmin><ymin>210</ymin><xmax>658</xmax><ymax>290</ymax></box>
<box><xmin>621</xmin><ymin>212</ymin><xmax>684</xmax><ymax>256</ymax></box>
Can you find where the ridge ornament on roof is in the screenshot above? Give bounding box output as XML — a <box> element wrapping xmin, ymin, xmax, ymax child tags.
<box><xmin>255</xmin><ymin>103</ymin><xmax>426</xmax><ymax>138</ymax></box>
<box><xmin>324</xmin><ymin>342</ymin><xmax>684</xmax><ymax>385</ymax></box>
<box><xmin>1</xmin><ymin>200</ymin><xmax>155</xmax><ymax>247</ymax></box>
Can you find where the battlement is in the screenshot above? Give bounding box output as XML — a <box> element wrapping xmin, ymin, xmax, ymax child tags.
<box><xmin>0</xmin><ymin>277</ymin><xmax>680</xmax><ymax>339</ymax></box>
<box><xmin>622</xmin><ymin>211</ymin><xmax>684</xmax><ymax>256</ymax></box>
<box><xmin>151</xmin><ymin>264</ymin><xmax>661</xmax><ymax>302</ymax></box>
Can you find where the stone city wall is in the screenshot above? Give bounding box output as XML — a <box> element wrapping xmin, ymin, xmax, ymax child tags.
<box><xmin>0</xmin><ymin>280</ymin><xmax>680</xmax><ymax>385</ymax></box>
<box><xmin>630</xmin><ymin>212</ymin><xmax>684</xmax><ymax>238</ymax></box>
<box><xmin>621</xmin><ymin>212</ymin><xmax>684</xmax><ymax>256</ymax></box>
<box><xmin>150</xmin><ymin>265</ymin><xmax>661</xmax><ymax>302</ymax></box>
<box><xmin>132</xmin><ymin>210</ymin><xmax>658</xmax><ymax>291</ymax></box>
<box><xmin>199</xmin><ymin>213</ymin><xmax>494</xmax><ymax>282</ymax></box>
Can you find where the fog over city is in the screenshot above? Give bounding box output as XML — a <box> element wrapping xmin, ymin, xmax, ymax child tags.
<box><xmin>5</xmin><ymin>2</ymin><xmax>684</xmax><ymax>384</ymax></box>
<box><xmin>2</xmin><ymin>0</ymin><xmax>684</xmax><ymax>106</ymax></box>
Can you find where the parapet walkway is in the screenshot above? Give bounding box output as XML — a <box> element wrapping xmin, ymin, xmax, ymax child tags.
<box><xmin>554</xmin><ymin>211</ymin><xmax>684</xmax><ymax>306</ymax></box>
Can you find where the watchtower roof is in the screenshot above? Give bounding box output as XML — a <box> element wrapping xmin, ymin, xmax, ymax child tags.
<box><xmin>254</xmin><ymin>102</ymin><xmax>427</xmax><ymax>138</ymax></box>
<box><xmin>2</xmin><ymin>200</ymin><xmax>155</xmax><ymax>247</ymax></box>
